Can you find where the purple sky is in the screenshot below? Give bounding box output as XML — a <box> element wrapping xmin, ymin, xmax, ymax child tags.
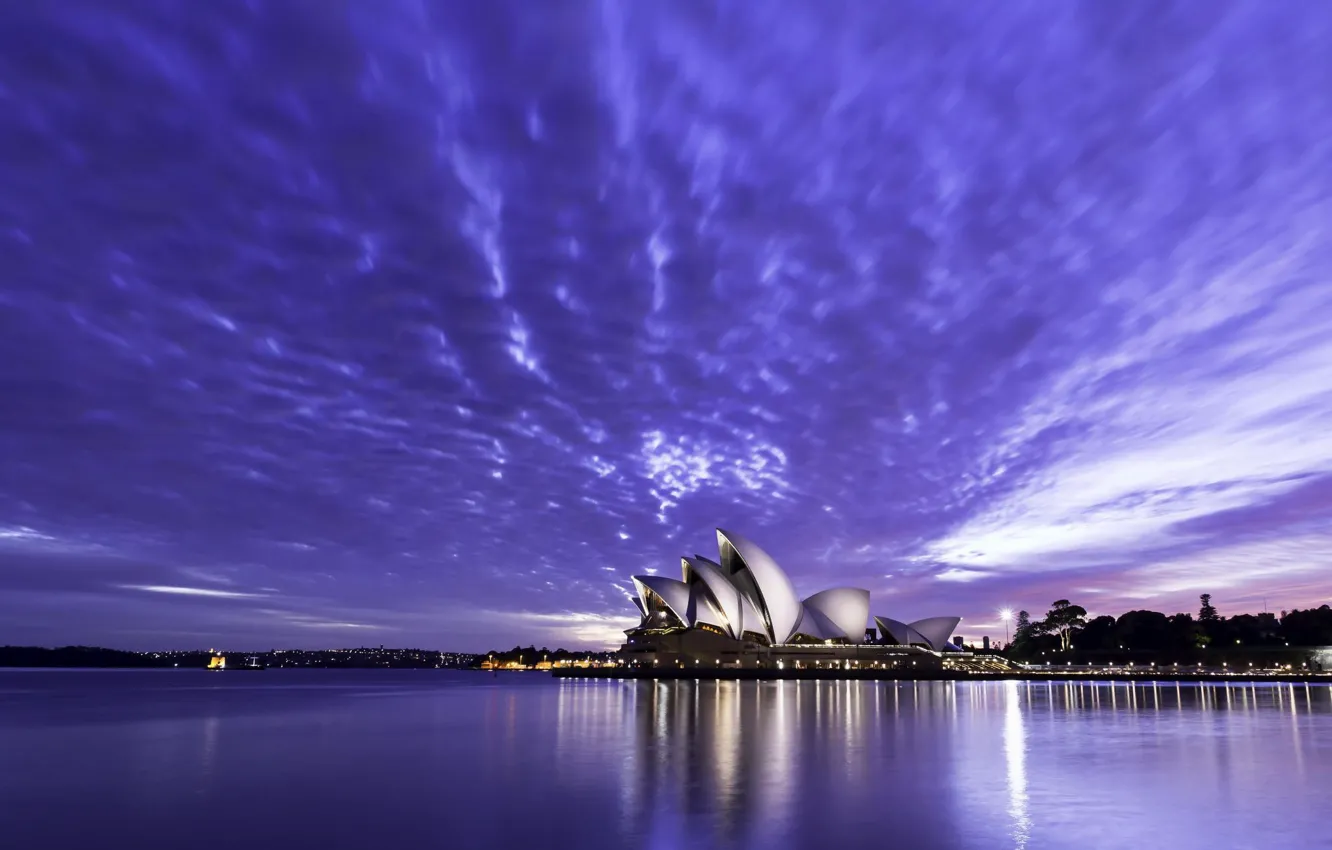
<box><xmin>2</xmin><ymin>2</ymin><xmax>1330</xmax><ymax>652</ymax></box>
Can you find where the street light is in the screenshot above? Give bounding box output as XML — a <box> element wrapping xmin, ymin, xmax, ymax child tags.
<box><xmin>999</xmin><ymin>609</ymin><xmax>1013</xmax><ymax>645</ymax></box>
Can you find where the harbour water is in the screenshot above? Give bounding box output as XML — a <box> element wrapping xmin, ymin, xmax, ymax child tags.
<box><xmin>1</xmin><ymin>670</ymin><xmax>1328</xmax><ymax>850</ymax></box>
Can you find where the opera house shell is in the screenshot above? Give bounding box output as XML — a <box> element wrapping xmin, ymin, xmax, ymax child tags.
<box><xmin>628</xmin><ymin>529</ymin><xmax>961</xmax><ymax>652</ymax></box>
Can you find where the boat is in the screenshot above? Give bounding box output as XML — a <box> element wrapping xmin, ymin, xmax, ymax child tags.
<box><xmin>206</xmin><ymin>654</ymin><xmax>266</xmax><ymax>671</ymax></box>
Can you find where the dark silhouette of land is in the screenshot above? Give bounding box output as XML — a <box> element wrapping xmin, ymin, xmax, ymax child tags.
<box><xmin>0</xmin><ymin>646</ymin><xmax>479</xmax><ymax>669</ymax></box>
<box><xmin>1004</xmin><ymin>596</ymin><xmax>1332</xmax><ymax>669</ymax></box>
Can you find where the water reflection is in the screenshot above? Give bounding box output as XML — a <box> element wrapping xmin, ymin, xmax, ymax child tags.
<box><xmin>555</xmin><ymin>679</ymin><xmax>1331</xmax><ymax>850</ymax></box>
<box><xmin>1002</xmin><ymin>682</ymin><xmax>1031</xmax><ymax>850</ymax></box>
<box><xmin>556</xmin><ymin>679</ymin><xmax>967</xmax><ymax>849</ymax></box>
<box><xmin>1</xmin><ymin>673</ymin><xmax>1328</xmax><ymax>850</ymax></box>
<box><xmin>200</xmin><ymin>713</ymin><xmax>219</xmax><ymax>784</ymax></box>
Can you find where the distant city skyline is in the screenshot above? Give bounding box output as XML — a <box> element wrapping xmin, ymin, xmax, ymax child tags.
<box><xmin>2</xmin><ymin>3</ymin><xmax>1330</xmax><ymax>651</ymax></box>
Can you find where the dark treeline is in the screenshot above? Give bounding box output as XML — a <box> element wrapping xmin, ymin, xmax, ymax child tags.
<box><xmin>1008</xmin><ymin>595</ymin><xmax>1332</xmax><ymax>664</ymax></box>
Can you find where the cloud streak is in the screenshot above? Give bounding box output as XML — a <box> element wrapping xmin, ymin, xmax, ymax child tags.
<box><xmin>117</xmin><ymin>585</ymin><xmax>270</xmax><ymax>600</ymax></box>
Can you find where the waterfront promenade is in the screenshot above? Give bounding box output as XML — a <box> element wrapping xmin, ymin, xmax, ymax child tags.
<box><xmin>553</xmin><ymin>667</ymin><xmax>1332</xmax><ymax>684</ymax></box>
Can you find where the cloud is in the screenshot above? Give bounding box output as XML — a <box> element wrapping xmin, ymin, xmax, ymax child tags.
<box><xmin>1116</xmin><ymin>534</ymin><xmax>1332</xmax><ymax>602</ymax></box>
<box><xmin>639</xmin><ymin>430</ymin><xmax>792</xmax><ymax>523</ymax></box>
<box><xmin>256</xmin><ymin>609</ymin><xmax>388</xmax><ymax>630</ymax></box>
<box><xmin>936</xmin><ymin>569</ymin><xmax>988</xmax><ymax>583</ymax></box>
<box><xmin>0</xmin><ymin>526</ymin><xmax>53</xmax><ymax>542</ymax></box>
<box><xmin>492</xmin><ymin>610</ymin><xmax>641</xmax><ymax>648</ymax></box>
<box><xmin>177</xmin><ymin>566</ymin><xmax>236</xmax><ymax>585</ymax></box>
<box><xmin>0</xmin><ymin>526</ymin><xmax>114</xmax><ymax>556</ymax></box>
<box><xmin>925</xmin><ymin>217</ymin><xmax>1332</xmax><ymax>581</ymax></box>
<box><xmin>117</xmin><ymin>585</ymin><xmax>269</xmax><ymax>599</ymax></box>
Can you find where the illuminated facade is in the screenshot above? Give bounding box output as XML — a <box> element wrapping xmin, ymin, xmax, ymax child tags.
<box><xmin>624</xmin><ymin>528</ymin><xmax>962</xmax><ymax>666</ymax></box>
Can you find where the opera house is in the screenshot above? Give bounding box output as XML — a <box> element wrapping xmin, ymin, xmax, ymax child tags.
<box><xmin>621</xmin><ymin>528</ymin><xmax>967</xmax><ymax>670</ymax></box>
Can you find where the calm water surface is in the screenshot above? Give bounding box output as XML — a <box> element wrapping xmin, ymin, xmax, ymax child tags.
<box><xmin>1</xmin><ymin>670</ymin><xmax>1329</xmax><ymax>850</ymax></box>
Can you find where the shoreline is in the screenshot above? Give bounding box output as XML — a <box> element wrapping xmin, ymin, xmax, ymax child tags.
<box><xmin>552</xmin><ymin>668</ymin><xmax>1332</xmax><ymax>684</ymax></box>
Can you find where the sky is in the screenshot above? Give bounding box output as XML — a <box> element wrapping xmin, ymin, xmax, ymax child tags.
<box><xmin>2</xmin><ymin>1</ymin><xmax>1330</xmax><ymax>652</ymax></box>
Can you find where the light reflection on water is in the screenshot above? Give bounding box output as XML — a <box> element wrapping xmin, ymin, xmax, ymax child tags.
<box><xmin>1003</xmin><ymin>681</ymin><xmax>1030</xmax><ymax>850</ymax></box>
<box><xmin>0</xmin><ymin>672</ymin><xmax>1329</xmax><ymax>850</ymax></box>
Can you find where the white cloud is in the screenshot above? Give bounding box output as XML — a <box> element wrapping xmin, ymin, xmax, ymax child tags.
<box><xmin>119</xmin><ymin>585</ymin><xmax>268</xmax><ymax>599</ymax></box>
<box><xmin>0</xmin><ymin>526</ymin><xmax>111</xmax><ymax>555</ymax></box>
<box><xmin>496</xmin><ymin>610</ymin><xmax>640</xmax><ymax>648</ymax></box>
<box><xmin>639</xmin><ymin>429</ymin><xmax>791</xmax><ymax>522</ymax></box>
<box><xmin>927</xmin><ymin>216</ymin><xmax>1332</xmax><ymax>576</ymax></box>
<box><xmin>936</xmin><ymin>568</ymin><xmax>988</xmax><ymax>583</ymax></box>
<box><xmin>259</xmin><ymin>610</ymin><xmax>386</xmax><ymax>630</ymax></box>
<box><xmin>583</xmin><ymin>455</ymin><xmax>616</xmax><ymax>477</ymax></box>
<box><xmin>1117</xmin><ymin>534</ymin><xmax>1332</xmax><ymax>600</ymax></box>
<box><xmin>177</xmin><ymin>567</ymin><xmax>236</xmax><ymax>585</ymax></box>
<box><xmin>0</xmin><ymin>526</ymin><xmax>53</xmax><ymax>542</ymax></box>
<box><xmin>504</xmin><ymin>310</ymin><xmax>549</xmax><ymax>381</ymax></box>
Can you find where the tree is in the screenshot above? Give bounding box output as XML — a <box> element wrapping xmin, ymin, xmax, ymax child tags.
<box><xmin>1198</xmin><ymin>594</ymin><xmax>1219</xmax><ymax>622</ymax></box>
<box><xmin>1042</xmin><ymin>599</ymin><xmax>1087</xmax><ymax>652</ymax></box>
<box><xmin>1115</xmin><ymin>610</ymin><xmax>1171</xmax><ymax>651</ymax></box>
<box><xmin>1282</xmin><ymin>606</ymin><xmax>1332</xmax><ymax>646</ymax></box>
<box><xmin>1008</xmin><ymin>610</ymin><xmax>1038</xmax><ymax>657</ymax></box>
<box><xmin>1013</xmin><ymin>610</ymin><xmax>1034</xmax><ymax>643</ymax></box>
<box><xmin>1014</xmin><ymin>610</ymin><xmax>1032</xmax><ymax>633</ymax></box>
<box><xmin>1078</xmin><ymin>615</ymin><xmax>1117</xmax><ymax>651</ymax></box>
<box><xmin>1228</xmin><ymin>613</ymin><xmax>1281</xmax><ymax>646</ymax></box>
<box><xmin>1167</xmin><ymin>612</ymin><xmax>1207</xmax><ymax>650</ymax></box>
